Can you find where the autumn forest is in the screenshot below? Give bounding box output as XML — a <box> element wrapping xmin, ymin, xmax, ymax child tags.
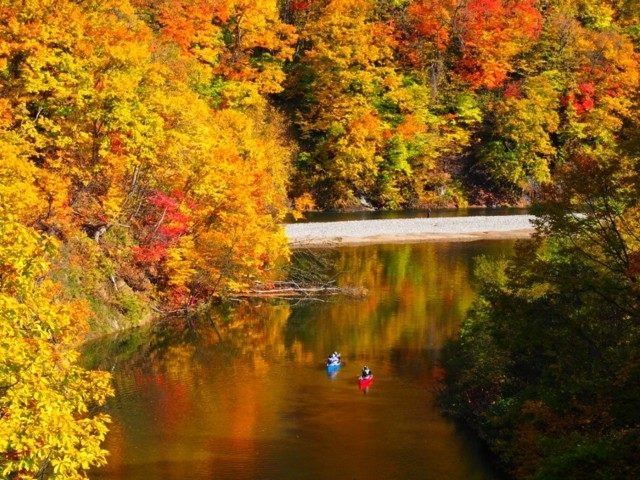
<box><xmin>1</xmin><ymin>0</ymin><xmax>639</xmax><ymax>478</ymax></box>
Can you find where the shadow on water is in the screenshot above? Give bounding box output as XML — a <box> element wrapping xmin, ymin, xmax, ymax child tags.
<box><xmin>88</xmin><ymin>240</ymin><xmax>519</xmax><ymax>480</ymax></box>
<box><xmin>287</xmin><ymin>207</ymin><xmax>529</xmax><ymax>223</ymax></box>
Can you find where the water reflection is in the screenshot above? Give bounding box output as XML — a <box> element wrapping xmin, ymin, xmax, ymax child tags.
<box><xmin>90</xmin><ymin>240</ymin><xmax>515</xmax><ymax>480</ymax></box>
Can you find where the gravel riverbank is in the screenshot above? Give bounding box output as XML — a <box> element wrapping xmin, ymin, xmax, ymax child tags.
<box><xmin>285</xmin><ymin>214</ymin><xmax>536</xmax><ymax>247</ymax></box>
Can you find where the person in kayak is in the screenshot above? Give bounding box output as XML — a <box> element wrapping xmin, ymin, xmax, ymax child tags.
<box><xmin>327</xmin><ymin>351</ymin><xmax>341</xmax><ymax>366</ymax></box>
<box><xmin>361</xmin><ymin>365</ymin><xmax>372</xmax><ymax>378</ymax></box>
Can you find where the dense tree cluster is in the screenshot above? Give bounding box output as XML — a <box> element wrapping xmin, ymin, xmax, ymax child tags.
<box><xmin>284</xmin><ymin>0</ymin><xmax>639</xmax><ymax>209</ymax></box>
<box><xmin>440</xmin><ymin>137</ymin><xmax>640</xmax><ymax>477</ymax></box>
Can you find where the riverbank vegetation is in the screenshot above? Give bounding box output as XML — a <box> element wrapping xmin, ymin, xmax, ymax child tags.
<box><xmin>1</xmin><ymin>0</ymin><xmax>639</xmax><ymax>478</ymax></box>
<box><xmin>440</xmin><ymin>150</ymin><xmax>640</xmax><ymax>475</ymax></box>
<box><xmin>1</xmin><ymin>0</ymin><xmax>293</xmax><ymax>476</ymax></box>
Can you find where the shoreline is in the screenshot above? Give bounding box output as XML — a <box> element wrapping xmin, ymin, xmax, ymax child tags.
<box><xmin>285</xmin><ymin>215</ymin><xmax>536</xmax><ymax>247</ymax></box>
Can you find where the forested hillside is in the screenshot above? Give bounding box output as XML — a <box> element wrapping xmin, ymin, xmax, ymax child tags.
<box><xmin>283</xmin><ymin>0</ymin><xmax>639</xmax><ymax>209</ymax></box>
<box><xmin>1</xmin><ymin>0</ymin><xmax>294</xmax><ymax>476</ymax></box>
<box><xmin>1</xmin><ymin>0</ymin><xmax>639</xmax><ymax>478</ymax></box>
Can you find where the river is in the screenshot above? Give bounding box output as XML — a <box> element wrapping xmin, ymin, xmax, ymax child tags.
<box><xmin>288</xmin><ymin>206</ymin><xmax>528</xmax><ymax>223</ymax></box>
<box><xmin>89</xmin><ymin>240</ymin><xmax>515</xmax><ymax>480</ymax></box>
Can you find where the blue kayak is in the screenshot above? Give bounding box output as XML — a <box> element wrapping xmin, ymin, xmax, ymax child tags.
<box><xmin>326</xmin><ymin>361</ymin><xmax>342</xmax><ymax>377</ymax></box>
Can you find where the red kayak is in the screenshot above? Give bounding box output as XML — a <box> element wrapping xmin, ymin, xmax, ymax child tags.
<box><xmin>358</xmin><ymin>374</ymin><xmax>374</xmax><ymax>389</ymax></box>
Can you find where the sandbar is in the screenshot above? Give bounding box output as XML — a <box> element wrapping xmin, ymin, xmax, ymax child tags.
<box><xmin>285</xmin><ymin>215</ymin><xmax>536</xmax><ymax>247</ymax></box>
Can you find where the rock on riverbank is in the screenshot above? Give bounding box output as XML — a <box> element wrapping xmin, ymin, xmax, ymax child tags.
<box><xmin>285</xmin><ymin>215</ymin><xmax>536</xmax><ymax>247</ymax></box>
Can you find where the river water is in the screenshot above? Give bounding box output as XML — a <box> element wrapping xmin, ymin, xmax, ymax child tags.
<box><xmin>90</xmin><ymin>240</ymin><xmax>515</xmax><ymax>480</ymax></box>
<box><xmin>288</xmin><ymin>206</ymin><xmax>529</xmax><ymax>223</ymax></box>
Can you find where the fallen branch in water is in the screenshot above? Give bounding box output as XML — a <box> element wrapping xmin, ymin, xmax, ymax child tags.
<box><xmin>230</xmin><ymin>281</ymin><xmax>368</xmax><ymax>299</ymax></box>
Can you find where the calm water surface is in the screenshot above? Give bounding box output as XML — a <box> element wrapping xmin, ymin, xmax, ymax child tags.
<box><xmin>90</xmin><ymin>241</ymin><xmax>515</xmax><ymax>480</ymax></box>
<box><xmin>289</xmin><ymin>206</ymin><xmax>529</xmax><ymax>223</ymax></box>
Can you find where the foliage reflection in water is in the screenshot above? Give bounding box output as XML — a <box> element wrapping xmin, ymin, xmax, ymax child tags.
<box><xmin>90</xmin><ymin>240</ymin><xmax>515</xmax><ymax>480</ymax></box>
